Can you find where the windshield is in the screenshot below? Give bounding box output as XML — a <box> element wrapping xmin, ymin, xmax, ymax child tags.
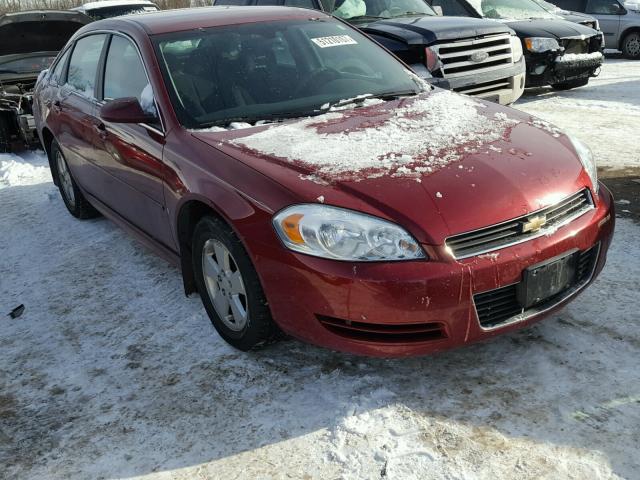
<box><xmin>327</xmin><ymin>0</ymin><xmax>435</xmax><ymax>20</ymax></box>
<box><xmin>0</xmin><ymin>55</ymin><xmax>56</xmax><ymax>75</ymax></box>
<box><xmin>153</xmin><ymin>19</ymin><xmax>425</xmax><ymax>129</ymax></box>
<box><xmin>466</xmin><ymin>0</ymin><xmax>556</xmax><ymax>19</ymax></box>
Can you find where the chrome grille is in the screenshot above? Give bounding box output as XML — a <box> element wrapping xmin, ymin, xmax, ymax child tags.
<box><xmin>455</xmin><ymin>78</ymin><xmax>511</xmax><ymax>96</ymax></box>
<box><xmin>473</xmin><ymin>244</ymin><xmax>599</xmax><ymax>329</ymax></box>
<box><xmin>436</xmin><ymin>33</ymin><xmax>513</xmax><ymax>79</ymax></box>
<box><xmin>446</xmin><ymin>189</ymin><xmax>594</xmax><ymax>259</ymax></box>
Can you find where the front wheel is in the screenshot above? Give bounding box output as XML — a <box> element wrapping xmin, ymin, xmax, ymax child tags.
<box><xmin>551</xmin><ymin>78</ymin><xmax>589</xmax><ymax>90</ymax></box>
<box><xmin>622</xmin><ymin>32</ymin><xmax>640</xmax><ymax>60</ymax></box>
<box><xmin>192</xmin><ymin>215</ymin><xmax>279</xmax><ymax>351</ymax></box>
<box><xmin>51</xmin><ymin>140</ymin><xmax>99</xmax><ymax>219</ymax></box>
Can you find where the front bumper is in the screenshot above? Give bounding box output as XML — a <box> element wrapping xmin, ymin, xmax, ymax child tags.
<box><xmin>252</xmin><ymin>185</ymin><xmax>615</xmax><ymax>357</ymax></box>
<box><xmin>524</xmin><ymin>50</ymin><xmax>603</xmax><ymax>88</ymax></box>
<box><xmin>419</xmin><ymin>57</ymin><xmax>526</xmax><ymax>105</ymax></box>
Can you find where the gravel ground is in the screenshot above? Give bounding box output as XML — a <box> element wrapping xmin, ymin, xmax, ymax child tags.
<box><xmin>0</xmin><ymin>55</ymin><xmax>638</xmax><ymax>480</ymax></box>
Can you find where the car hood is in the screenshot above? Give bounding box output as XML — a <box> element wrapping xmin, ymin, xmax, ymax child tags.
<box><xmin>191</xmin><ymin>90</ymin><xmax>588</xmax><ymax>246</ymax></box>
<box><xmin>358</xmin><ymin>15</ymin><xmax>512</xmax><ymax>45</ymax></box>
<box><xmin>506</xmin><ymin>18</ymin><xmax>597</xmax><ymax>39</ymax></box>
<box><xmin>0</xmin><ymin>10</ymin><xmax>91</xmax><ymax>57</ymax></box>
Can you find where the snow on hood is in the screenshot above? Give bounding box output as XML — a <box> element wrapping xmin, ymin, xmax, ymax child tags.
<box><xmin>231</xmin><ymin>90</ymin><xmax>519</xmax><ymax>183</ymax></box>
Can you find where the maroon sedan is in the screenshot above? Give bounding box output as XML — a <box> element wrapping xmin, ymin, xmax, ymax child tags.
<box><xmin>34</xmin><ymin>7</ymin><xmax>614</xmax><ymax>357</ymax></box>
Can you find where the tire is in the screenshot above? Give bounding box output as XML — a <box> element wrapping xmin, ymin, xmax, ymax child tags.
<box><xmin>0</xmin><ymin>114</ymin><xmax>11</xmax><ymax>153</ymax></box>
<box><xmin>192</xmin><ymin>215</ymin><xmax>279</xmax><ymax>351</ymax></box>
<box><xmin>551</xmin><ymin>78</ymin><xmax>589</xmax><ymax>90</ymax></box>
<box><xmin>621</xmin><ymin>32</ymin><xmax>640</xmax><ymax>60</ymax></box>
<box><xmin>50</xmin><ymin>140</ymin><xmax>100</xmax><ymax>219</ymax></box>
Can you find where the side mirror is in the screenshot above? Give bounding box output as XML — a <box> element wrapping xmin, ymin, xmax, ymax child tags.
<box><xmin>100</xmin><ymin>97</ymin><xmax>156</xmax><ymax>124</ymax></box>
<box><xmin>433</xmin><ymin>5</ymin><xmax>444</xmax><ymax>15</ymax></box>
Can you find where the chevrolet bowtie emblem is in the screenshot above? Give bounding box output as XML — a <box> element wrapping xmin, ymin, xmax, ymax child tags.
<box><xmin>522</xmin><ymin>214</ymin><xmax>547</xmax><ymax>233</ymax></box>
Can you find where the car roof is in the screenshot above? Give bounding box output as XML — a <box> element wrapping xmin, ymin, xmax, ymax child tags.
<box><xmin>73</xmin><ymin>0</ymin><xmax>157</xmax><ymax>10</ymax></box>
<box><xmin>99</xmin><ymin>6</ymin><xmax>329</xmax><ymax>35</ymax></box>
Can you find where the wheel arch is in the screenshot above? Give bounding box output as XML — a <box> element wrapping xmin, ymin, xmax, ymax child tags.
<box><xmin>619</xmin><ymin>26</ymin><xmax>640</xmax><ymax>51</ymax></box>
<box><xmin>176</xmin><ymin>196</ymin><xmax>255</xmax><ymax>296</ymax></box>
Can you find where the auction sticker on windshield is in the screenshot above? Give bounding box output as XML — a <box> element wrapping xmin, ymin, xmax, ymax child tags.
<box><xmin>311</xmin><ymin>35</ymin><xmax>358</xmax><ymax>48</ymax></box>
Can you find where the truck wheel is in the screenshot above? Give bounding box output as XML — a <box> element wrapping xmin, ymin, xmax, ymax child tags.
<box><xmin>0</xmin><ymin>114</ymin><xmax>11</xmax><ymax>153</ymax></box>
<box><xmin>621</xmin><ymin>32</ymin><xmax>640</xmax><ymax>59</ymax></box>
<box><xmin>551</xmin><ymin>78</ymin><xmax>589</xmax><ymax>90</ymax></box>
<box><xmin>192</xmin><ymin>215</ymin><xmax>280</xmax><ymax>351</ymax></box>
<box><xmin>51</xmin><ymin>140</ymin><xmax>100</xmax><ymax>219</ymax></box>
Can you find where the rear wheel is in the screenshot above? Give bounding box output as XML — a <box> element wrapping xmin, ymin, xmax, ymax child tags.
<box><xmin>51</xmin><ymin>140</ymin><xmax>99</xmax><ymax>219</ymax></box>
<box><xmin>622</xmin><ymin>32</ymin><xmax>640</xmax><ymax>60</ymax></box>
<box><xmin>551</xmin><ymin>78</ymin><xmax>589</xmax><ymax>90</ymax></box>
<box><xmin>192</xmin><ymin>215</ymin><xmax>279</xmax><ymax>351</ymax></box>
<box><xmin>0</xmin><ymin>114</ymin><xmax>11</xmax><ymax>153</ymax></box>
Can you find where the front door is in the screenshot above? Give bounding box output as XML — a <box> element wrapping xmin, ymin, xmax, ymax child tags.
<box><xmin>586</xmin><ymin>0</ymin><xmax>624</xmax><ymax>45</ymax></box>
<box><xmin>91</xmin><ymin>34</ymin><xmax>174</xmax><ymax>249</ymax></box>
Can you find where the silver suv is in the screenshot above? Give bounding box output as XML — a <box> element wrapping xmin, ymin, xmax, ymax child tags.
<box><xmin>549</xmin><ymin>0</ymin><xmax>640</xmax><ymax>58</ymax></box>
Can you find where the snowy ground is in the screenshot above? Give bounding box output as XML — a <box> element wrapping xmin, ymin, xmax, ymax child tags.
<box><xmin>1</xmin><ymin>56</ymin><xmax>639</xmax><ymax>480</ymax></box>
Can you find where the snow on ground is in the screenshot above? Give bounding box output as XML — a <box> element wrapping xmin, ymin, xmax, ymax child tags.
<box><xmin>1</xmin><ymin>56</ymin><xmax>639</xmax><ymax>480</ymax></box>
<box><xmin>516</xmin><ymin>56</ymin><xmax>640</xmax><ymax>171</ymax></box>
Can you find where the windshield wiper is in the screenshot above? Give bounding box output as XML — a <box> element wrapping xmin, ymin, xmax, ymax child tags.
<box><xmin>393</xmin><ymin>11</ymin><xmax>433</xmax><ymax>16</ymax></box>
<box><xmin>346</xmin><ymin>15</ymin><xmax>389</xmax><ymax>21</ymax></box>
<box><xmin>0</xmin><ymin>69</ymin><xmax>20</xmax><ymax>74</ymax></box>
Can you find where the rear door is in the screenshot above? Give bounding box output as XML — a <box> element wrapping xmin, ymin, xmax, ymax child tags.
<box><xmin>586</xmin><ymin>0</ymin><xmax>624</xmax><ymax>44</ymax></box>
<box><xmin>55</xmin><ymin>34</ymin><xmax>108</xmax><ymax>192</ymax></box>
<box><xmin>92</xmin><ymin>33</ymin><xmax>174</xmax><ymax>249</ymax></box>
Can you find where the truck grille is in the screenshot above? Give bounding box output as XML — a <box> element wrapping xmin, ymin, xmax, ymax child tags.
<box><xmin>455</xmin><ymin>78</ymin><xmax>511</xmax><ymax>96</ymax></box>
<box><xmin>436</xmin><ymin>33</ymin><xmax>513</xmax><ymax>79</ymax></box>
<box><xmin>445</xmin><ymin>189</ymin><xmax>594</xmax><ymax>259</ymax></box>
<box><xmin>473</xmin><ymin>244</ymin><xmax>599</xmax><ymax>329</ymax></box>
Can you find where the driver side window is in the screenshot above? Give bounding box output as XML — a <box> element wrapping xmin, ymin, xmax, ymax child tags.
<box><xmin>103</xmin><ymin>35</ymin><xmax>159</xmax><ymax>126</ymax></box>
<box><xmin>586</xmin><ymin>0</ymin><xmax>624</xmax><ymax>14</ymax></box>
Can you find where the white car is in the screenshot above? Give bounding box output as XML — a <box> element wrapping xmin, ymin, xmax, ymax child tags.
<box><xmin>71</xmin><ymin>0</ymin><xmax>159</xmax><ymax>20</ymax></box>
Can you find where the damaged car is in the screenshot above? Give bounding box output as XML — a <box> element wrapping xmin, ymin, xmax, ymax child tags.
<box><xmin>0</xmin><ymin>10</ymin><xmax>91</xmax><ymax>152</ymax></box>
<box><xmin>427</xmin><ymin>0</ymin><xmax>605</xmax><ymax>89</ymax></box>
<box><xmin>34</xmin><ymin>7</ymin><xmax>614</xmax><ymax>357</ymax></box>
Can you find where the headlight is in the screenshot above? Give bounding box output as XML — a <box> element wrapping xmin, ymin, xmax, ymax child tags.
<box><xmin>273</xmin><ymin>204</ymin><xmax>426</xmax><ymax>261</ymax></box>
<box><xmin>524</xmin><ymin>37</ymin><xmax>560</xmax><ymax>53</ymax></box>
<box><xmin>510</xmin><ymin>36</ymin><xmax>523</xmax><ymax>62</ymax></box>
<box><xmin>568</xmin><ymin>135</ymin><xmax>598</xmax><ymax>193</ymax></box>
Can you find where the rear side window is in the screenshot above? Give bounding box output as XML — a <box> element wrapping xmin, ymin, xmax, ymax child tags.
<box><xmin>50</xmin><ymin>49</ymin><xmax>71</xmax><ymax>85</ymax></box>
<box><xmin>67</xmin><ymin>34</ymin><xmax>108</xmax><ymax>98</ymax></box>
<box><xmin>103</xmin><ymin>35</ymin><xmax>149</xmax><ymax>102</ymax></box>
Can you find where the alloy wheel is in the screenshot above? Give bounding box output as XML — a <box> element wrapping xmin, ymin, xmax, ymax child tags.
<box><xmin>56</xmin><ymin>150</ymin><xmax>75</xmax><ymax>208</ymax></box>
<box><xmin>201</xmin><ymin>239</ymin><xmax>248</xmax><ymax>331</ymax></box>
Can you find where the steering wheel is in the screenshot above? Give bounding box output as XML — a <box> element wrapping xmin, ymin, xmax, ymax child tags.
<box><xmin>293</xmin><ymin>68</ymin><xmax>342</xmax><ymax>97</ymax></box>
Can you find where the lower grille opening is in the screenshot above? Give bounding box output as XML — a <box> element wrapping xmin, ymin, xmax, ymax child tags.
<box><xmin>317</xmin><ymin>315</ymin><xmax>447</xmax><ymax>343</ymax></box>
<box><xmin>455</xmin><ymin>79</ymin><xmax>511</xmax><ymax>96</ymax></box>
<box><xmin>474</xmin><ymin>244</ymin><xmax>600</xmax><ymax>329</ymax></box>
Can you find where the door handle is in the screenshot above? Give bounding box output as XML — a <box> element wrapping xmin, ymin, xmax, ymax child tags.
<box><xmin>94</xmin><ymin>121</ymin><xmax>107</xmax><ymax>139</ymax></box>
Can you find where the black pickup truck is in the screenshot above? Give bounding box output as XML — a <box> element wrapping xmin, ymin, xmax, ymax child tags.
<box><xmin>213</xmin><ymin>0</ymin><xmax>527</xmax><ymax>104</ymax></box>
<box><xmin>426</xmin><ymin>0</ymin><xmax>604</xmax><ymax>89</ymax></box>
<box><xmin>0</xmin><ymin>10</ymin><xmax>91</xmax><ymax>152</ymax></box>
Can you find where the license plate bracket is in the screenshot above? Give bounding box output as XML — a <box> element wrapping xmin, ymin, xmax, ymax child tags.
<box><xmin>517</xmin><ymin>250</ymin><xmax>579</xmax><ymax>309</ymax></box>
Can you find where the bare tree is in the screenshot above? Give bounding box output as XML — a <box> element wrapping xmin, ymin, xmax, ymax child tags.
<box><xmin>0</xmin><ymin>0</ymin><xmax>209</xmax><ymax>14</ymax></box>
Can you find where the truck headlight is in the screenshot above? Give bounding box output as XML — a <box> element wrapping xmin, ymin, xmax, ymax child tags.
<box><xmin>568</xmin><ymin>136</ymin><xmax>598</xmax><ymax>193</ymax></box>
<box><xmin>273</xmin><ymin>204</ymin><xmax>426</xmax><ymax>261</ymax></box>
<box><xmin>510</xmin><ymin>36</ymin><xmax>523</xmax><ymax>62</ymax></box>
<box><xmin>524</xmin><ymin>37</ymin><xmax>560</xmax><ymax>53</ymax></box>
